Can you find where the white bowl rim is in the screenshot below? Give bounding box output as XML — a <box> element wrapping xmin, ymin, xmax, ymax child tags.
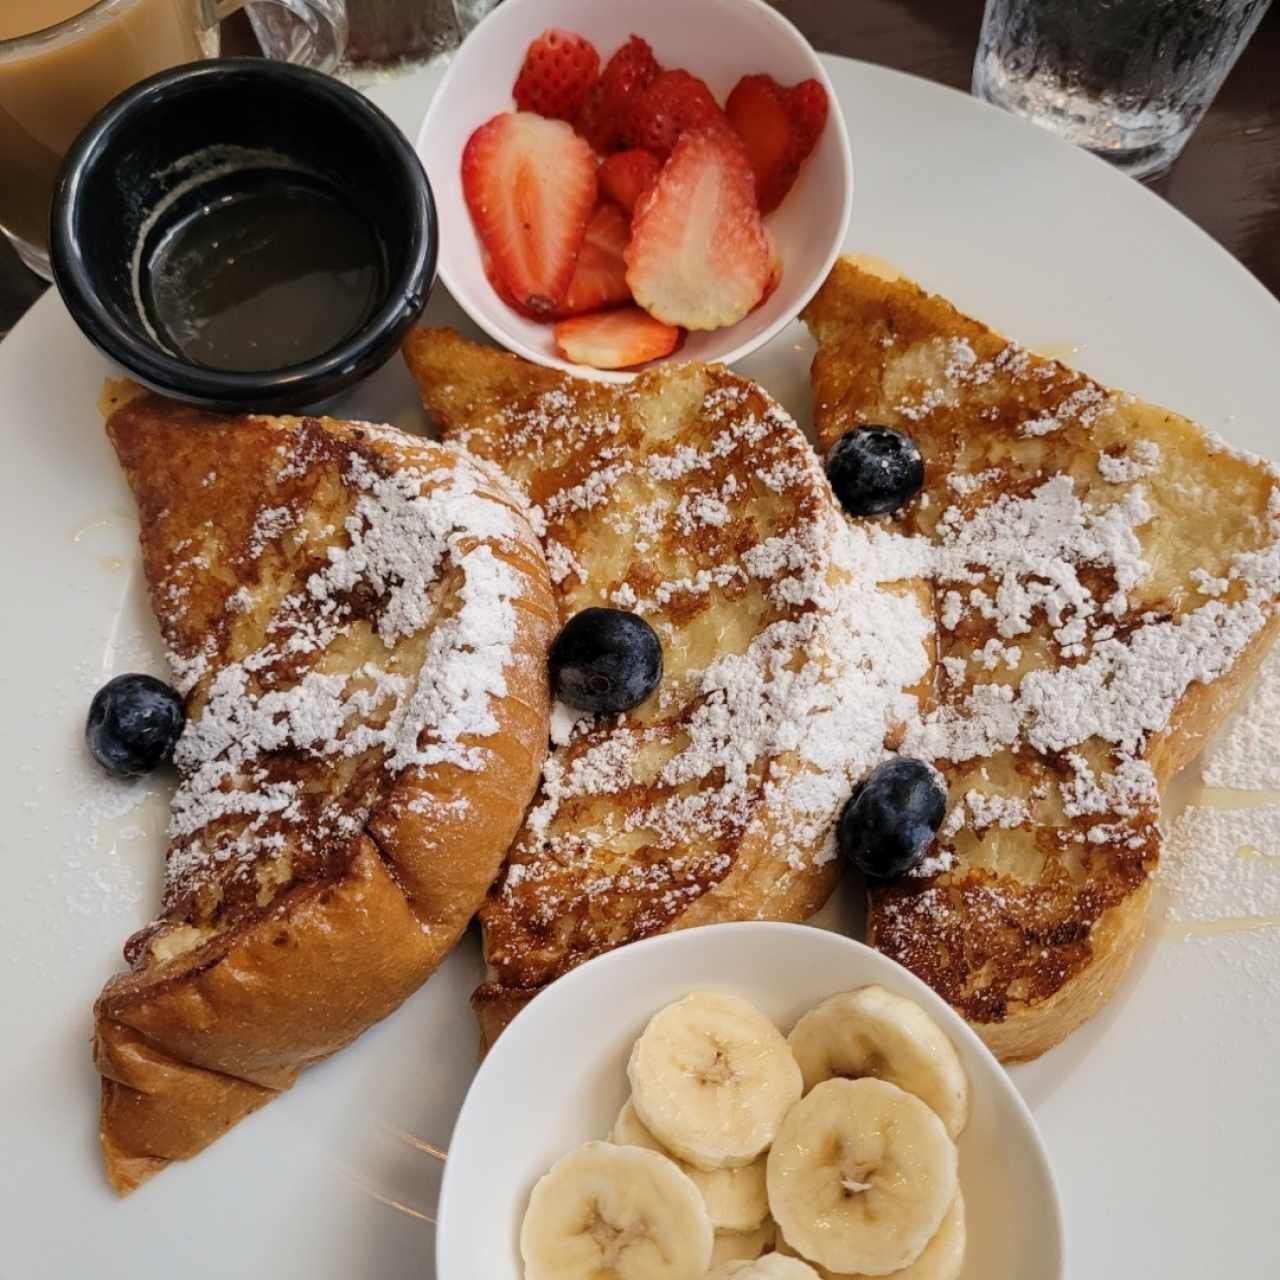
<box><xmin>436</xmin><ymin>920</ymin><xmax>1065</xmax><ymax>1277</ymax></box>
<box><xmin>415</xmin><ymin>0</ymin><xmax>854</xmax><ymax>383</ymax></box>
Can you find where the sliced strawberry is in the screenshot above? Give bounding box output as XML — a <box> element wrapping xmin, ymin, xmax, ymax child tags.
<box><xmin>725</xmin><ymin>74</ymin><xmax>797</xmax><ymax>214</ymax></box>
<box><xmin>597</xmin><ymin>148</ymin><xmax>662</xmax><ymax>216</ymax></box>
<box><xmin>512</xmin><ymin>29</ymin><xmax>600</xmax><ymax>122</ymax></box>
<box><xmin>755</xmin><ymin>230</ymin><xmax>783</xmax><ymax>309</ymax></box>
<box><xmin>623</xmin><ymin>69</ymin><xmax>722</xmax><ymax>158</ymax></box>
<box><xmin>785</xmin><ymin>78</ymin><xmax>829</xmax><ymax>161</ymax></box>
<box><xmin>558</xmin><ymin>203</ymin><xmax>632</xmax><ymax>316</ymax></box>
<box><xmin>554</xmin><ymin>307</ymin><xmax>681</xmax><ymax>370</ymax></box>
<box><xmin>625</xmin><ymin>124</ymin><xmax>770</xmax><ymax>331</ymax></box>
<box><xmin>726</xmin><ymin>74</ymin><xmax>831</xmax><ymax>213</ymax></box>
<box><xmin>600</xmin><ymin>36</ymin><xmax>660</xmax><ymax>122</ymax></box>
<box><xmin>464</xmin><ymin>112</ymin><xmax>597</xmax><ymax>317</ymax></box>
<box><xmin>574</xmin><ymin>81</ymin><xmax>618</xmax><ymax>153</ymax></box>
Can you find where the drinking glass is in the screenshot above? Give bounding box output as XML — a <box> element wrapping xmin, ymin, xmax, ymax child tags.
<box><xmin>972</xmin><ymin>0</ymin><xmax>1274</xmax><ymax>179</ymax></box>
<box><xmin>0</xmin><ymin>0</ymin><xmax>347</xmax><ymax>281</ymax></box>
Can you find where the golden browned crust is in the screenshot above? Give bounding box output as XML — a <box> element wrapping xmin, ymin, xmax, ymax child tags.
<box><xmin>404</xmin><ymin>330</ymin><xmax>931</xmax><ymax>1040</ymax></box>
<box><xmin>804</xmin><ymin>257</ymin><xmax>1280</xmax><ymax>1059</ymax></box>
<box><xmin>93</xmin><ymin>386</ymin><xmax>556</xmax><ymax>1191</ymax></box>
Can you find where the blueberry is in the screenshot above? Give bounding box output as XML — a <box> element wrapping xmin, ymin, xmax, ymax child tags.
<box><xmin>838</xmin><ymin>757</ymin><xmax>946</xmax><ymax>879</ymax></box>
<box><xmin>825</xmin><ymin>425</ymin><xmax>924</xmax><ymax>517</ymax></box>
<box><xmin>550</xmin><ymin>608</ymin><xmax>663</xmax><ymax>714</ymax></box>
<box><xmin>86</xmin><ymin>673</ymin><xmax>186</xmax><ymax>777</ymax></box>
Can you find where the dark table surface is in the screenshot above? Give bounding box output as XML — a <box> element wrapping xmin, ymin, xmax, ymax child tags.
<box><xmin>3</xmin><ymin>0</ymin><xmax>1277</xmax><ymax>341</ymax></box>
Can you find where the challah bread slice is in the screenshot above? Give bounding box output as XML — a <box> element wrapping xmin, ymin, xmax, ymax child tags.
<box><xmin>804</xmin><ymin>257</ymin><xmax>1280</xmax><ymax>1060</ymax></box>
<box><xmin>93</xmin><ymin>383</ymin><xmax>556</xmax><ymax>1190</ymax></box>
<box><xmin>403</xmin><ymin>329</ymin><xmax>935</xmax><ymax>1047</ymax></box>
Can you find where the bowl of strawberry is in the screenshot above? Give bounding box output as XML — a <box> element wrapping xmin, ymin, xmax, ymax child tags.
<box><xmin>416</xmin><ymin>0</ymin><xmax>851</xmax><ymax>379</ymax></box>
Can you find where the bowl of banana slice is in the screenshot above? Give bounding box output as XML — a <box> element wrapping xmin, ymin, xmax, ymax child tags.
<box><xmin>437</xmin><ymin>923</ymin><xmax>1064</xmax><ymax>1280</ymax></box>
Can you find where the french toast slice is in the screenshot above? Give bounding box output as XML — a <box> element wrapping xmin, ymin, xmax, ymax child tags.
<box><xmin>804</xmin><ymin>256</ymin><xmax>1280</xmax><ymax>1060</ymax></box>
<box><xmin>93</xmin><ymin>383</ymin><xmax>556</xmax><ymax>1192</ymax></box>
<box><xmin>403</xmin><ymin>330</ymin><xmax>933</xmax><ymax>1044</ymax></box>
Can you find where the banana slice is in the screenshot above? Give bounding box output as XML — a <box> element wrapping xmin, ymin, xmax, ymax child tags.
<box><xmin>766</xmin><ymin>1078</ymin><xmax>958</xmax><ymax>1277</ymax></box>
<box><xmin>776</xmin><ymin>1194</ymin><xmax>966</xmax><ymax>1280</ymax></box>
<box><xmin>613</xmin><ymin>1097</ymin><xmax>770</xmax><ymax>1231</ymax></box>
<box><xmin>711</xmin><ymin>1221</ymin><xmax>777</xmax><ymax>1268</ymax></box>
<box><xmin>787</xmin><ymin>987</ymin><xmax>970</xmax><ymax>1139</ymax></box>
<box><xmin>521</xmin><ymin>1140</ymin><xmax>713</xmax><ymax>1280</ymax></box>
<box><xmin>710</xmin><ymin>1255</ymin><xmax>821</xmax><ymax>1279</ymax></box>
<box><xmin>628</xmin><ymin>991</ymin><xmax>803</xmax><ymax>1171</ymax></box>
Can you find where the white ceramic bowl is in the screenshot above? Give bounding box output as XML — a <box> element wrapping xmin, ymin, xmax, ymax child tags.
<box><xmin>416</xmin><ymin>0</ymin><xmax>853</xmax><ymax>383</ymax></box>
<box><xmin>437</xmin><ymin>923</ymin><xmax>1065</xmax><ymax>1279</ymax></box>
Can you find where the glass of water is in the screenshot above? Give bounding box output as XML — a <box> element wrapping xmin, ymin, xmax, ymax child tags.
<box><xmin>973</xmin><ymin>0</ymin><xmax>1274</xmax><ymax>179</ymax></box>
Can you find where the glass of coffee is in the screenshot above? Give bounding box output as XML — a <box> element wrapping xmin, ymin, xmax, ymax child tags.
<box><xmin>0</xmin><ymin>0</ymin><xmax>348</xmax><ymax>280</ymax></box>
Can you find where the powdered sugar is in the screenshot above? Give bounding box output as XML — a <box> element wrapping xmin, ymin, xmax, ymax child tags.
<box><xmin>245</xmin><ymin>504</ymin><xmax>297</xmax><ymax>559</ymax></box>
<box><xmin>1201</xmin><ymin>642</ymin><xmax>1280</xmax><ymax>791</ymax></box>
<box><xmin>158</xmin><ymin>426</ymin><xmax>530</xmax><ymax>909</ymax></box>
<box><xmin>947</xmin><ymin>468</ymin><xmax>1001</xmax><ymax>497</ymax></box>
<box><xmin>1098</xmin><ymin>439</ymin><xmax>1161</xmax><ymax>483</ymax></box>
<box><xmin>674</xmin><ymin>491</ymin><xmax>731</xmax><ymax>533</ymax></box>
<box><xmin>963</xmin><ymin>790</ymin><xmax>1030</xmax><ymax>831</ymax></box>
<box><xmin>474</xmin><ymin>368</ymin><xmax>933</xmax><ymax>926</ymax></box>
<box><xmin>1159</xmin><ymin>805</ymin><xmax>1280</xmax><ymax>926</ymax></box>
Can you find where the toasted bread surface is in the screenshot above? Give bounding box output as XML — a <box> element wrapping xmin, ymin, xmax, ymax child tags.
<box><xmin>93</xmin><ymin>383</ymin><xmax>556</xmax><ymax>1190</ymax></box>
<box><xmin>804</xmin><ymin>257</ymin><xmax>1280</xmax><ymax>1059</ymax></box>
<box><xmin>403</xmin><ymin>330</ymin><xmax>933</xmax><ymax>1036</ymax></box>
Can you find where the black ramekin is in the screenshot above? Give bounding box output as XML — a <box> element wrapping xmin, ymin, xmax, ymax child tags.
<box><xmin>50</xmin><ymin>59</ymin><xmax>436</xmax><ymax>412</ymax></box>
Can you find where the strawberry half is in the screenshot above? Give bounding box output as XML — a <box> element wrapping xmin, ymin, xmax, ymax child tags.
<box><xmin>623</xmin><ymin>69</ymin><xmax>722</xmax><ymax>158</ymax></box>
<box><xmin>726</xmin><ymin>73</ymin><xmax>831</xmax><ymax>213</ymax></box>
<box><xmin>785</xmin><ymin>78</ymin><xmax>829</xmax><ymax>161</ymax></box>
<box><xmin>625</xmin><ymin>123</ymin><xmax>770</xmax><ymax>331</ymax></box>
<box><xmin>573</xmin><ymin>36</ymin><xmax>660</xmax><ymax>155</ymax></box>
<box><xmin>597</xmin><ymin>148</ymin><xmax>662</xmax><ymax>216</ymax></box>
<box><xmin>463</xmin><ymin>112</ymin><xmax>597</xmax><ymax>318</ymax></box>
<box><xmin>513</xmin><ymin>29</ymin><xmax>600</xmax><ymax>122</ymax></box>
<box><xmin>725</xmin><ymin>74</ymin><xmax>797</xmax><ymax>214</ymax></box>
<box><xmin>554</xmin><ymin>307</ymin><xmax>681</xmax><ymax>370</ymax></box>
<box><xmin>558</xmin><ymin>203</ymin><xmax>632</xmax><ymax>316</ymax></box>
<box><xmin>574</xmin><ymin>81</ymin><xmax>617</xmax><ymax>153</ymax></box>
<box><xmin>600</xmin><ymin>37</ymin><xmax>661</xmax><ymax>122</ymax></box>
<box><xmin>755</xmin><ymin>230</ymin><xmax>783</xmax><ymax>310</ymax></box>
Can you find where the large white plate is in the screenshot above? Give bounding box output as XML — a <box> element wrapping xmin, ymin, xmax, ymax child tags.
<box><xmin>1</xmin><ymin>54</ymin><xmax>1277</xmax><ymax>1280</ymax></box>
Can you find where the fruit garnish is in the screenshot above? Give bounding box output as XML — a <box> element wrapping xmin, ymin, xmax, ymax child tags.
<box><xmin>86</xmin><ymin>673</ymin><xmax>185</xmax><ymax>777</ymax></box>
<box><xmin>611</xmin><ymin>1098</ymin><xmax>770</xmax><ymax>1232</ymax></box>
<box><xmin>628</xmin><ymin>992</ymin><xmax>801</xmax><ymax>1169</ymax></box>
<box><xmin>597</xmin><ymin>147</ymin><xmax>662</xmax><ymax>216</ymax></box>
<box><xmin>573</xmin><ymin>80</ymin><xmax>617</xmax><ymax>153</ymax></box>
<box><xmin>623</xmin><ymin>69</ymin><xmax>722</xmax><ymax>158</ymax></box>
<box><xmin>836</xmin><ymin>757</ymin><xmax>945</xmax><ymax>879</ymax></box>
<box><xmin>512</xmin><ymin>28</ymin><xmax>600</xmax><ymax>122</ymax></box>
<box><xmin>462</xmin><ymin>111</ymin><xmax>597</xmax><ymax>318</ymax></box>
<box><xmin>785</xmin><ymin>77</ymin><xmax>829</xmax><ymax>161</ymax></box>
<box><xmin>553</xmin><ymin>307</ymin><xmax>681</xmax><ymax>370</ymax></box>
<box><xmin>756</xmin><ymin>230</ymin><xmax>783</xmax><ymax>309</ymax></box>
<box><xmin>726</xmin><ymin>73</ymin><xmax>830</xmax><ymax>212</ymax></box>
<box><xmin>787</xmin><ymin>987</ymin><xmax>970</xmax><ymax>1139</ymax></box>
<box><xmin>558</xmin><ymin>203</ymin><xmax>632</xmax><ymax>316</ymax></box>
<box><xmin>521</xmin><ymin>1143</ymin><xmax>713</xmax><ymax>1280</ymax></box>
<box><xmin>825</xmin><ymin>425</ymin><xmax>924</xmax><ymax>516</ymax></box>
<box><xmin>600</xmin><ymin>35</ymin><xmax>661</xmax><ymax>125</ymax></box>
<box><xmin>769</xmin><ymin>1077</ymin><xmax>957</xmax><ymax>1275</ymax></box>
<box><xmin>572</xmin><ymin>36</ymin><xmax>660</xmax><ymax>155</ymax></box>
<box><xmin>624</xmin><ymin>124</ymin><xmax>770</xmax><ymax>331</ymax></box>
<box><xmin>549</xmin><ymin>607</ymin><xmax>664</xmax><ymax>711</ymax></box>
<box><xmin>725</xmin><ymin>74</ymin><xmax>797</xmax><ymax>214</ymax></box>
